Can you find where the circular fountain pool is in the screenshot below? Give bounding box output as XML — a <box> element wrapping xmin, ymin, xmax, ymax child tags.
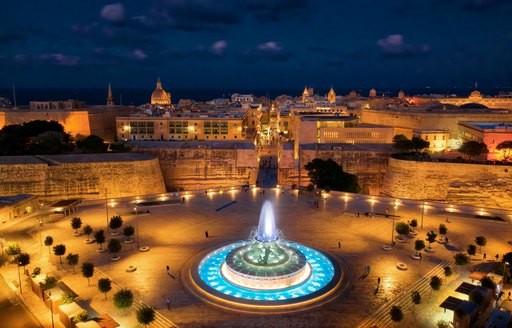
<box><xmin>183</xmin><ymin>201</ymin><xmax>345</xmax><ymax>313</ymax></box>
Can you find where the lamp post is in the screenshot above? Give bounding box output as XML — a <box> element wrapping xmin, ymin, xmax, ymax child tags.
<box><xmin>420</xmin><ymin>202</ymin><xmax>426</xmax><ymax>229</ymax></box>
<box><xmin>504</xmin><ymin>261</ymin><xmax>510</xmax><ymax>285</ymax></box>
<box><xmin>48</xmin><ymin>291</ymin><xmax>54</xmax><ymax>328</ymax></box>
<box><xmin>17</xmin><ymin>261</ymin><xmax>22</xmax><ymax>293</ymax></box>
<box><xmin>105</xmin><ymin>188</ymin><xmax>109</xmax><ymax>231</ymax></box>
<box><xmin>391</xmin><ymin>217</ymin><xmax>395</xmax><ymax>246</ymax></box>
<box><xmin>135</xmin><ymin>207</ymin><xmax>140</xmax><ymax>248</ymax></box>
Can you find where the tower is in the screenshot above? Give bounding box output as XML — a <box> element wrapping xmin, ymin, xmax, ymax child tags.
<box><xmin>327</xmin><ymin>86</ymin><xmax>336</xmax><ymax>103</ymax></box>
<box><xmin>369</xmin><ymin>88</ymin><xmax>377</xmax><ymax>98</ymax></box>
<box><xmin>151</xmin><ymin>77</ymin><xmax>171</xmax><ymax>105</ymax></box>
<box><xmin>106</xmin><ymin>83</ymin><xmax>114</xmax><ymax>106</ymax></box>
<box><xmin>398</xmin><ymin>89</ymin><xmax>405</xmax><ymax>99</ymax></box>
<box><xmin>301</xmin><ymin>86</ymin><xmax>309</xmax><ymax>104</ymax></box>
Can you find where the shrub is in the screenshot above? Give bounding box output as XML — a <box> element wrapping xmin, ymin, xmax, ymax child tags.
<box><xmin>73</xmin><ymin>310</ymin><xmax>88</xmax><ymax>323</ymax></box>
<box><xmin>113</xmin><ymin>289</ymin><xmax>133</xmax><ymax>310</ymax></box>
<box><xmin>60</xmin><ymin>291</ymin><xmax>76</xmax><ymax>305</ymax></box>
<box><xmin>137</xmin><ymin>306</ymin><xmax>156</xmax><ymax>327</ymax></box>
<box><xmin>39</xmin><ymin>276</ymin><xmax>58</xmax><ymax>290</ymax></box>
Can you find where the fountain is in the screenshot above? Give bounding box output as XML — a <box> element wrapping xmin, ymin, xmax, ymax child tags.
<box><xmin>184</xmin><ymin>201</ymin><xmax>344</xmax><ymax>313</ymax></box>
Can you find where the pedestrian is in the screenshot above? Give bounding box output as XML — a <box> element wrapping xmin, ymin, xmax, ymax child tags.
<box><xmin>166</xmin><ymin>265</ymin><xmax>170</xmax><ymax>272</ymax></box>
<box><xmin>483</xmin><ymin>253</ymin><xmax>487</xmax><ymax>260</ymax></box>
<box><xmin>496</xmin><ymin>254</ymin><xmax>499</xmax><ymax>261</ymax></box>
<box><xmin>338</xmin><ymin>241</ymin><xmax>341</xmax><ymax>248</ymax></box>
<box><xmin>205</xmin><ymin>230</ymin><xmax>209</xmax><ymax>238</ymax></box>
<box><xmin>166</xmin><ymin>298</ymin><xmax>171</xmax><ymax>310</ymax></box>
<box><xmin>357</xmin><ymin>212</ymin><xmax>360</xmax><ymax>217</ymax></box>
<box><xmin>508</xmin><ymin>291</ymin><xmax>511</xmax><ymax>300</ymax></box>
<box><xmin>377</xmin><ymin>277</ymin><xmax>381</xmax><ymax>285</ymax></box>
<box><xmin>182</xmin><ymin>197</ymin><xmax>185</xmax><ymax>204</ymax></box>
<box><xmin>419</xmin><ymin>252</ymin><xmax>422</xmax><ymax>260</ymax></box>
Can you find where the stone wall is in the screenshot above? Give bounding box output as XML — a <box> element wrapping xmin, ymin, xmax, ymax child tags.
<box><xmin>382</xmin><ymin>157</ymin><xmax>512</xmax><ymax>210</ymax></box>
<box><xmin>0</xmin><ymin>154</ymin><xmax>165</xmax><ymax>200</ymax></box>
<box><xmin>128</xmin><ymin>141</ymin><xmax>259</xmax><ymax>191</ymax></box>
<box><xmin>278</xmin><ymin>144</ymin><xmax>394</xmax><ymax>195</ymax></box>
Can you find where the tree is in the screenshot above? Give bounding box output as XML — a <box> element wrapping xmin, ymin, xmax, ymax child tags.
<box><xmin>60</xmin><ymin>291</ymin><xmax>76</xmax><ymax>305</ymax></box>
<box><xmin>113</xmin><ymin>289</ymin><xmax>133</xmax><ymax>312</ymax></box>
<box><xmin>28</xmin><ymin>131</ymin><xmax>74</xmax><ymax>155</ymax></box>
<box><xmin>71</xmin><ymin>217</ymin><xmax>82</xmax><ymax>234</ymax></box>
<box><xmin>5</xmin><ymin>242</ymin><xmax>21</xmax><ymax>260</ymax></box>
<box><xmin>496</xmin><ymin>140</ymin><xmax>512</xmax><ymax>161</ymax></box>
<box><xmin>458</xmin><ymin>140</ymin><xmax>489</xmax><ymax>160</ymax></box>
<box><xmin>480</xmin><ymin>276</ymin><xmax>496</xmax><ymax>291</ymax></box>
<box><xmin>430</xmin><ymin>276</ymin><xmax>442</xmax><ymax>295</ymax></box>
<box><xmin>81</xmin><ymin>262</ymin><xmax>94</xmax><ymax>286</ymax></box>
<box><xmin>304</xmin><ymin>158</ymin><xmax>361</xmax><ymax>193</ymax></box>
<box><xmin>395</xmin><ymin>222</ymin><xmax>409</xmax><ymax>241</ymax></box>
<box><xmin>444</xmin><ymin>266</ymin><xmax>453</xmax><ymax>279</ymax></box>
<box><xmin>414</xmin><ymin>239</ymin><xmax>426</xmax><ymax>256</ymax></box>
<box><xmin>94</xmin><ymin>230</ymin><xmax>105</xmax><ymax>250</ymax></box>
<box><xmin>17</xmin><ymin>253</ymin><xmax>30</xmax><ymax>272</ymax></box>
<box><xmin>409</xmin><ymin>219</ymin><xmax>418</xmax><ymax>231</ymax></box>
<box><xmin>76</xmin><ymin>135</ymin><xmax>108</xmax><ymax>153</ymax></box>
<box><xmin>438</xmin><ymin>224</ymin><xmax>448</xmax><ymax>238</ymax></box>
<box><xmin>39</xmin><ymin>276</ymin><xmax>58</xmax><ymax>290</ymax></box>
<box><xmin>44</xmin><ymin>236</ymin><xmax>53</xmax><ymax>253</ymax></box>
<box><xmin>83</xmin><ymin>225</ymin><xmax>93</xmax><ymax>241</ymax></box>
<box><xmin>109</xmin><ymin>215</ymin><xmax>123</xmax><ymax>232</ymax></box>
<box><xmin>389</xmin><ymin>305</ymin><xmax>403</xmax><ymax>326</ymax></box>
<box><xmin>426</xmin><ymin>231</ymin><xmax>437</xmax><ymax>248</ymax></box>
<box><xmin>467</xmin><ymin>244</ymin><xmax>477</xmax><ymax>259</ymax></box>
<box><xmin>66</xmin><ymin>253</ymin><xmax>79</xmax><ymax>272</ymax></box>
<box><xmin>392</xmin><ymin>134</ymin><xmax>413</xmax><ymax>152</ymax></box>
<box><xmin>53</xmin><ymin>244</ymin><xmax>66</xmax><ymax>264</ymax></box>
<box><xmin>137</xmin><ymin>306</ymin><xmax>156</xmax><ymax>327</ymax></box>
<box><xmin>454</xmin><ymin>252</ymin><xmax>470</xmax><ymax>273</ymax></box>
<box><xmin>475</xmin><ymin>236</ymin><xmax>486</xmax><ymax>253</ymax></box>
<box><xmin>123</xmin><ymin>225</ymin><xmax>135</xmax><ymax>242</ymax></box>
<box><xmin>98</xmin><ymin>278</ymin><xmax>112</xmax><ymax>300</ymax></box>
<box><xmin>411</xmin><ymin>290</ymin><xmax>421</xmax><ymax>304</ymax></box>
<box><xmin>108</xmin><ymin>239</ymin><xmax>122</xmax><ymax>257</ymax></box>
<box><xmin>411</xmin><ymin>136</ymin><xmax>430</xmax><ymax>152</ymax></box>
<box><xmin>469</xmin><ymin>289</ymin><xmax>484</xmax><ymax>305</ymax></box>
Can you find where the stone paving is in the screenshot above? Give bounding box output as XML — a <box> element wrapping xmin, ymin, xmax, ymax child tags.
<box><xmin>1</xmin><ymin>189</ymin><xmax>511</xmax><ymax>327</ymax></box>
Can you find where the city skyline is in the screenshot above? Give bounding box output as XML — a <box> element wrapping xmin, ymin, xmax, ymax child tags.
<box><xmin>1</xmin><ymin>0</ymin><xmax>512</xmax><ymax>89</ymax></box>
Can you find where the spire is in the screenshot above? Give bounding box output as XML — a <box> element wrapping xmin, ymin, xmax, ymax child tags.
<box><xmin>156</xmin><ymin>77</ymin><xmax>162</xmax><ymax>89</ymax></box>
<box><xmin>106</xmin><ymin>83</ymin><xmax>114</xmax><ymax>106</ymax></box>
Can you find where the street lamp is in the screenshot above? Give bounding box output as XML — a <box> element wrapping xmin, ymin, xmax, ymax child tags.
<box><xmin>421</xmin><ymin>202</ymin><xmax>426</xmax><ymax>229</ymax></box>
<box><xmin>135</xmin><ymin>207</ymin><xmax>140</xmax><ymax>248</ymax></box>
<box><xmin>17</xmin><ymin>261</ymin><xmax>22</xmax><ymax>293</ymax></box>
<box><xmin>504</xmin><ymin>261</ymin><xmax>510</xmax><ymax>283</ymax></box>
<box><xmin>390</xmin><ymin>217</ymin><xmax>396</xmax><ymax>246</ymax></box>
<box><xmin>105</xmin><ymin>188</ymin><xmax>109</xmax><ymax>231</ymax></box>
<box><xmin>48</xmin><ymin>291</ymin><xmax>54</xmax><ymax>328</ymax></box>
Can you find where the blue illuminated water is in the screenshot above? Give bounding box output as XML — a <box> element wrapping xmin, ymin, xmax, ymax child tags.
<box><xmin>198</xmin><ymin>240</ymin><xmax>335</xmax><ymax>301</ymax></box>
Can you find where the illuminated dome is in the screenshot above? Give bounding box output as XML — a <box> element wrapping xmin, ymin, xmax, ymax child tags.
<box><xmin>469</xmin><ymin>90</ymin><xmax>482</xmax><ymax>99</ymax></box>
<box><xmin>151</xmin><ymin>77</ymin><xmax>171</xmax><ymax>105</ymax></box>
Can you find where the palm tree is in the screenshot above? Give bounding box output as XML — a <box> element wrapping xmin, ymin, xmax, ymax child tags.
<box><xmin>53</xmin><ymin>244</ymin><xmax>66</xmax><ymax>264</ymax></box>
<box><xmin>83</xmin><ymin>225</ymin><xmax>93</xmax><ymax>242</ymax></box>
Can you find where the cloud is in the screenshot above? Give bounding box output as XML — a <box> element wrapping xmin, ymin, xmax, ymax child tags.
<box><xmin>132</xmin><ymin>49</ymin><xmax>147</xmax><ymax>60</ymax></box>
<box><xmin>100</xmin><ymin>3</ymin><xmax>125</xmax><ymax>22</ymax></box>
<box><xmin>377</xmin><ymin>34</ymin><xmax>430</xmax><ymax>57</ymax></box>
<box><xmin>40</xmin><ymin>54</ymin><xmax>81</xmax><ymax>66</ymax></box>
<box><xmin>240</xmin><ymin>41</ymin><xmax>292</xmax><ymax>63</ymax></box>
<box><xmin>210</xmin><ymin>40</ymin><xmax>228</xmax><ymax>55</ymax></box>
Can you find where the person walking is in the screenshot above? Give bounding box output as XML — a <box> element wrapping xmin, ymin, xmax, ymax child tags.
<box><xmin>205</xmin><ymin>230</ymin><xmax>209</xmax><ymax>238</ymax></box>
<box><xmin>182</xmin><ymin>197</ymin><xmax>185</xmax><ymax>204</ymax></box>
<box><xmin>483</xmin><ymin>253</ymin><xmax>487</xmax><ymax>260</ymax></box>
<box><xmin>496</xmin><ymin>254</ymin><xmax>500</xmax><ymax>261</ymax></box>
<box><xmin>338</xmin><ymin>241</ymin><xmax>341</xmax><ymax>248</ymax></box>
<box><xmin>166</xmin><ymin>298</ymin><xmax>171</xmax><ymax>310</ymax></box>
<box><xmin>166</xmin><ymin>265</ymin><xmax>170</xmax><ymax>272</ymax></box>
<box><xmin>377</xmin><ymin>277</ymin><xmax>381</xmax><ymax>285</ymax></box>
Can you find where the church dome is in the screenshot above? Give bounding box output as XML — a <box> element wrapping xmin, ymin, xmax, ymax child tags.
<box><xmin>151</xmin><ymin>78</ymin><xmax>171</xmax><ymax>105</ymax></box>
<box><xmin>469</xmin><ymin>90</ymin><xmax>482</xmax><ymax>99</ymax></box>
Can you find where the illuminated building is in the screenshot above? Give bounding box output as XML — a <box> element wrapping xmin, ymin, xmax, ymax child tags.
<box><xmin>411</xmin><ymin>90</ymin><xmax>512</xmax><ymax>109</ymax></box>
<box><xmin>150</xmin><ymin>77</ymin><xmax>171</xmax><ymax>106</ymax></box>
<box><xmin>458</xmin><ymin>122</ymin><xmax>512</xmax><ymax>160</ymax></box>
<box><xmin>106</xmin><ymin>83</ymin><xmax>114</xmax><ymax>106</ymax></box>
<box><xmin>327</xmin><ymin>87</ymin><xmax>336</xmax><ymax>103</ymax></box>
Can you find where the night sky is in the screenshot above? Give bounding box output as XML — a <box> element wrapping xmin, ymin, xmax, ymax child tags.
<box><xmin>1</xmin><ymin>0</ymin><xmax>512</xmax><ymax>90</ymax></box>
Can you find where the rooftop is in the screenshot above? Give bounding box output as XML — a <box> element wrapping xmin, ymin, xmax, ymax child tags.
<box><xmin>0</xmin><ymin>194</ymin><xmax>37</xmax><ymax>208</ymax></box>
<box><xmin>300</xmin><ymin>143</ymin><xmax>394</xmax><ymax>151</ymax></box>
<box><xmin>0</xmin><ymin>153</ymin><xmax>155</xmax><ymax>165</ymax></box>
<box><xmin>459</xmin><ymin>122</ymin><xmax>512</xmax><ymax>130</ymax></box>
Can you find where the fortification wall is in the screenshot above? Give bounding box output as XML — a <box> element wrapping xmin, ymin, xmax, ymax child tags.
<box><xmin>278</xmin><ymin>145</ymin><xmax>393</xmax><ymax>195</ymax></box>
<box><xmin>129</xmin><ymin>142</ymin><xmax>259</xmax><ymax>191</ymax></box>
<box><xmin>361</xmin><ymin>109</ymin><xmax>512</xmax><ymax>138</ymax></box>
<box><xmin>0</xmin><ymin>154</ymin><xmax>165</xmax><ymax>200</ymax></box>
<box><xmin>382</xmin><ymin>157</ymin><xmax>512</xmax><ymax>210</ymax></box>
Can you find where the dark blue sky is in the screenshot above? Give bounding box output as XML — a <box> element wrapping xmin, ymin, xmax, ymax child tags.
<box><xmin>1</xmin><ymin>0</ymin><xmax>511</xmax><ymax>90</ymax></box>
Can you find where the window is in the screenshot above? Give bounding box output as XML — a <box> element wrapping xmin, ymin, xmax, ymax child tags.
<box><xmin>204</xmin><ymin>122</ymin><xmax>211</xmax><ymax>128</ymax></box>
<box><xmin>433</xmin><ymin>135</ymin><xmax>437</xmax><ymax>140</ymax></box>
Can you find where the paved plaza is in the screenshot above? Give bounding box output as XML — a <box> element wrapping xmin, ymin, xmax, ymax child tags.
<box><xmin>1</xmin><ymin>188</ymin><xmax>512</xmax><ymax>327</ymax></box>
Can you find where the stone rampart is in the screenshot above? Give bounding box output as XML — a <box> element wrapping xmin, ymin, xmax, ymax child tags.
<box><xmin>382</xmin><ymin>157</ymin><xmax>512</xmax><ymax>210</ymax></box>
<box><xmin>0</xmin><ymin>153</ymin><xmax>165</xmax><ymax>200</ymax></box>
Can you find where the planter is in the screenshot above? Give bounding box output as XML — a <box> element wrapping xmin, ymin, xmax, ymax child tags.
<box><xmin>411</xmin><ymin>254</ymin><xmax>422</xmax><ymax>260</ymax></box>
<box><xmin>73</xmin><ymin>232</ymin><xmax>80</xmax><ymax>237</ymax></box>
<box><xmin>382</xmin><ymin>245</ymin><xmax>392</xmax><ymax>251</ymax></box>
<box><xmin>408</xmin><ymin>231</ymin><xmax>417</xmax><ymax>236</ymax></box>
<box><xmin>97</xmin><ymin>248</ymin><xmax>107</xmax><ymax>253</ymax></box>
<box><xmin>139</xmin><ymin>246</ymin><xmax>150</xmax><ymax>252</ymax></box>
<box><xmin>437</xmin><ymin>239</ymin><xmax>447</xmax><ymax>244</ymax></box>
<box><xmin>126</xmin><ymin>266</ymin><xmax>137</xmax><ymax>272</ymax></box>
<box><xmin>397</xmin><ymin>263</ymin><xmax>408</xmax><ymax>270</ymax></box>
<box><xmin>123</xmin><ymin>239</ymin><xmax>134</xmax><ymax>244</ymax></box>
<box><xmin>110</xmin><ymin>231</ymin><xmax>120</xmax><ymax>236</ymax></box>
<box><xmin>110</xmin><ymin>256</ymin><xmax>121</xmax><ymax>261</ymax></box>
<box><xmin>395</xmin><ymin>237</ymin><xmax>407</xmax><ymax>243</ymax></box>
<box><xmin>425</xmin><ymin>247</ymin><xmax>435</xmax><ymax>253</ymax></box>
<box><xmin>84</xmin><ymin>239</ymin><xmax>95</xmax><ymax>244</ymax></box>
